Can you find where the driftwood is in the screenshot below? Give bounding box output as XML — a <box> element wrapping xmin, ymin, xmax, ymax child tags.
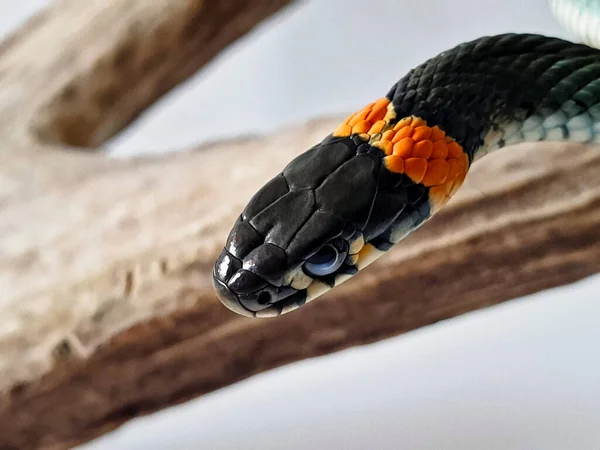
<box><xmin>1</xmin><ymin>1</ymin><xmax>600</xmax><ymax>449</ymax></box>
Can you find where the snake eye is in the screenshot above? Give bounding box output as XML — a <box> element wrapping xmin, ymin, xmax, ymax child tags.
<box><xmin>303</xmin><ymin>243</ymin><xmax>347</xmax><ymax>277</ymax></box>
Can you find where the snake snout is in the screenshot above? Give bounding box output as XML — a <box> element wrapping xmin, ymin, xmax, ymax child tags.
<box><xmin>213</xmin><ymin>276</ymin><xmax>305</xmax><ymax>318</ymax></box>
<box><xmin>213</xmin><ymin>276</ymin><xmax>254</xmax><ymax>317</ymax></box>
<box><xmin>212</xmin><ymin>276</ymin><xmax>275</xmax><ymax>317</ymax></box>
<box><xmin>213</xmin><ymin>247</ymin><xmax>307</xmax><ymax>317</ymax></box>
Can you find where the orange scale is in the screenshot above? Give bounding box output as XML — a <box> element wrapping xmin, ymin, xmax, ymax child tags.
<box><xmin>411</xmin><ymin>140</ymin><xmax>433</xmax><ymax>159</ymax></box>
<box><xmin>368</xmin><ymin>120</ymin><xmax>386</xmax><ymax>134</ymax></box>
<box><xmin>450</xmin><ymin>172</ymin><xmax>467</xmax><ymax>196</ymax></box>
<box><xmin>439</xmin><ymin>179</ymin><xmax>453</xmax><ymax>197</ymax></box>
<box><xmin>393</xmin><ymin>138</ymin><xmax>413</xmax><ymax>158</ymax></box>
<box><xmin>334</xmin><ymin>123</ymin><xmax>352</xmax><ymax>137</ymax></box>
<box><xmin>404</xmin><ymin>158</ymin><xmax>428</xmax><ymax>183</ymax></box>
<box><xmin>421</xmin><ymin>159</ymin><xmax>449</xmax><ymax>186</ymax></box>
<box><xmin>384</xmin><ymin>155</ymin><xmax>405</xmax><ymax>173</ymax></box>
<box><xmin>431</xmin><ymin>140</ymin><xmax>448</xmax><ymax>159</ymax></box>
<box><xmin>351</xmin><ymin>121</ymin><xmax>371</xmax><ymax>134</ymax></box>
<box><xmin>410</xmin><ymin>117</ymin><xmax>426</xmax><ymax>127</ymax></box>
<box><xmin>447</xmin><ymin>140</ymin><xmax>463</xmax><ymax>158</ymax></box>
<box><xmin>412</xmin><ymin>126</ymin><xmax>432</xmax><ymax>141</ymax></box>
<box><xmin>381</xmin><ymin>130</ymin><xmax>395</xmax><ymax>141</ymax></box>
<box><xmin>446</xmin><ymin>158</ymin><xmax>461</xmax><ymax>182</ymax></box>
<box><xmin>366</xmin><ymin>99</ymin><xmax>390</xmax><ymax>121</ymax></box>
<box><xmin>458</xmin><ymin>152</ymin><xmax>470</xmax><ymax>172</ymax></box>
<box><xmin>430</xmin><ymin>126</ymin><xmax>446</xmax><ymax>141</ymax></box>
<box><xmin>348</xmin><ymin>111</ymin><xmax>369</xmax><ymax>126</ymax></box>
<box><xmin>374</xmin><ymin>140</ymin><xmax>393</xmax><ymax>155</ymax></box>
<box><xmin>428</xmin><ymin>185</ymin><xmax>450</xmax><ymax>213</ymax></box>
<box><xmin>393</xmin><ymin>117</ymin><xmax>412</xmax><ymax>131</ymax></box>
<box><xmin>391</xmin><ymin>126</ymin><xmax>413</xmax><ymax>142</ymax></box>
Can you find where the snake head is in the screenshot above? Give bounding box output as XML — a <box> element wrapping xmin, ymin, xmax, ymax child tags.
<box><xmin>213</xmin><ymin>131</ymin><xmax>442</xmax><ymax>317</ymax></box>
<box><xmin>213</xmin><ymin>136</ymin><xmax>388</xmax><ymax>317</ymax></box>
<box><xmin>214</xmin><ymin>100</ymin><xmax>470</xmax><ymax>317</ymax></box>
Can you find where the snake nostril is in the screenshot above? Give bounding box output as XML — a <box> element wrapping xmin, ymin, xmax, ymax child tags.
<box><xmin>257</xmin><ymin>291</ymin><xmax>272</xmax><ymax>305</ymax></box>
<box><xmin>236</xmin><ymin>284</ymin><xmax>300</xmax><ymax>312</ymax></box>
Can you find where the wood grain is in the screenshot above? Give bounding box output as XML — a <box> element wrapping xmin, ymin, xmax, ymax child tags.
<box><xmin>1</xmin><ymin>1</ymin><xmax>600</xmax><ymax>449</ymax></box>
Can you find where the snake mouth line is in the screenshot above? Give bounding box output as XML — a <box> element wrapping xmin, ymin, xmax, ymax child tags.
<box><xmin>213</xmin><ymin>276</ymin><xmax>307</xmax><ymax>318</ymax></box>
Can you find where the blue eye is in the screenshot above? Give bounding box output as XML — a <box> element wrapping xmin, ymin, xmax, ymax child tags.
<box><xmin>303</xmin><ymin>244</ymin><xmax>347</xmax><ymax>277</ymax></box>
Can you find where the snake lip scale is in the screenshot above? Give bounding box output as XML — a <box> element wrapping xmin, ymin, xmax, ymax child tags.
<box><xmin>213</xmin><ymin>32</ymin><xmax>600</xmax><ymax>318</ymax></box>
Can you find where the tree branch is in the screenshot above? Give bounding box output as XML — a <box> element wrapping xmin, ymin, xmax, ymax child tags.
<box><xmin>1</xmin><ymin>1</ymin><xmax>600</xmax><ymax>449</ymax></box>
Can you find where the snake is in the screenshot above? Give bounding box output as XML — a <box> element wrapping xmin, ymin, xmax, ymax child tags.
<box><xmin>212</xmin><ymin>0</ymin><xmax>600</xmax><ymax>318</ymax></box>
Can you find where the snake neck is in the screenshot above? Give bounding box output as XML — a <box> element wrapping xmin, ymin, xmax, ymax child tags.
<box><xmin>333</xmin><ymin>100</ymin><xmax>470</xmax><ymax>215</ymax></box>
<box><xmin>475</xmin><ymin>104</ymin><xmax>600</xmax><ymax>162</ymax></box>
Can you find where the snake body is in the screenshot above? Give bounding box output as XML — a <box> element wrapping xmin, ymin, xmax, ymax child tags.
<box><xmin>213</xmin><ymin>12</ymin><xmax>600</xmax><ymax>318</ymax></box>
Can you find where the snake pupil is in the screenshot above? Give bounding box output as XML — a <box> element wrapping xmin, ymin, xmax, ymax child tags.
<box><xmin>303</xmin><ymin>242</ymin><xmax>347</xmax><ymax>278</ymax></box>
<box><xmin>308</xmin><ymin>245</ymin><xmax>337</xmax><ymax>265</ymax></box>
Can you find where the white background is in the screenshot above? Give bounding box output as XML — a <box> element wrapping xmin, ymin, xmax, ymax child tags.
<box><xmin>3</xmin><ymin>1</ymin><xmax>600</xmax><ymax>449</ymax></box>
